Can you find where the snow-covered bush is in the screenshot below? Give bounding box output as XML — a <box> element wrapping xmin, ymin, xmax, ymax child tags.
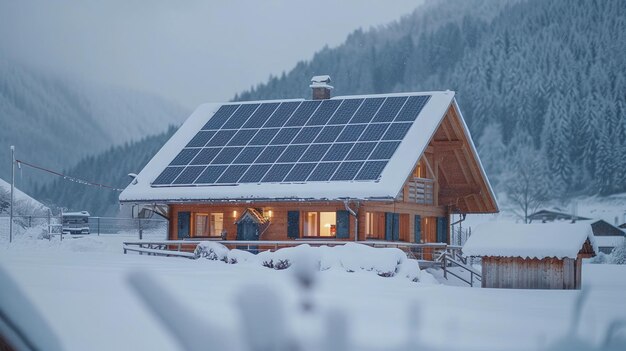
<box><xmin>609</xmin><ymin>241</ymin><xmax>626</xmax><ymax>265</ymax></box>
<box><xmin>589</xmin><ymin>251</ymin><xmax>609</xmax><ymax>264</ymax></box>
<box><xmin>194</xmin><ymin>242</ymin><xmax>424</xmax><ymax>282</ymax></box>
<box><xmin>194</xmin><ymin>242</ymin><xmax>229</xmax><ymax>261</ymax></box>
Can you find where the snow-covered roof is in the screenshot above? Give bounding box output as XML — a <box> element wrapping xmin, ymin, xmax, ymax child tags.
<box><xmin>120</xmin><ymin>91</ymin><xmax>468</xmax><ymax>203</ymax></box>
<box><xmin>63</xmin><ymin>211</ymin><xmax>90</xmax><ymax>217</ymax></box>
<box><xmin>0</xmin><ymin>178</ymin><xmax>49</xmax><ymax>213</ymax></box>
<box><xmin>594</xmin><ymin>235</ymin><xmax>624</xmax><ymax>248</ymax></box>
<box><xmin>463</xmin><ymin>222</ymin><xmax>598</xmax><ymax>259</ymax></box>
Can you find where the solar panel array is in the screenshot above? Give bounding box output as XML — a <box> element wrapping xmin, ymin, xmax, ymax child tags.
<box><xmin>152</xmin><ymin>95</ymin><xmax>430</xmax><ymax>186</ymax></box>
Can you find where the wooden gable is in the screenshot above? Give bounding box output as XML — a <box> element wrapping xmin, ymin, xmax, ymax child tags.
<box><xmin>397</xmin><ymin>102</ymin><xmax>498</xmax><ymax>214</ymax></box>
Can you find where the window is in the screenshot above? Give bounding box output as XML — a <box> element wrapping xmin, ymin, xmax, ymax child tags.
<box><xmin>420</xmin><ymin>217</ymin><xmax>436</xmax><ymax>243</ymax></box>
<box><xmin>193</xmin><ymin>212</ymin><xmax>224</xmax><ymax>237</ymax></box>
<box><xmin>364</xmin><ymin>212</ymin><xmax>384</xmax><ymax>239</ymax></box>
<box><xmin>303</xmin><ymin>211</ymin><xmax>336</xmax><ymax>237</ymax></box>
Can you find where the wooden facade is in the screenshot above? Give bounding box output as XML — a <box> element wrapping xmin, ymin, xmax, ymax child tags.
<box><xmin>479</xmin><ymin>240</ymin><xmax>595</xmax><ymax>290</ymax></box>
<box><xmin>165</xmin><ymin>103</ymin><xmax>497</xmax><ymax>243</ymax></box>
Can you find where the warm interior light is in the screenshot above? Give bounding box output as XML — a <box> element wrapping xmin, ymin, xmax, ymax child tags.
<box><xmin>268</xmin><ymin>210</ymin><xmax>273</xmax><ymax>218</ymax></box>
<box><xmin>233</xmin><ymin>210</ymin><xmax>238</xmax><ymax>218</ymax></box>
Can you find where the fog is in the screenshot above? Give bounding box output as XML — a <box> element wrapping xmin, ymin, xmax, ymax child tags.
<box><xmin>0</xmin><ymin>0</ymin><xmax>420</xmax><ymax>108</ymax></box>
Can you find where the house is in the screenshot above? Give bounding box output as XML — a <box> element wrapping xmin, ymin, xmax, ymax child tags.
<box><xmin>529</xmin><ymin>210</ymin><xmax>625</xmax><ymax>254</ymax></box>
<box><xmin>527</xmin><ymin>209</ymin><xmax>589</xmax><ymax>223</ymax></box>
<box><xmin>463</xmin><ymin>222</ymin><xmax>597</xmax><ymax>290</ymax></box>
<box><xmin>119</xmin><ymin>76</ymin><xmax>498</xmax><ymax>244</ymax></box>
<box><xmin>589</xmin><ymin>219</ymin><xmax>625</xmax><ymax>254</ymax></box>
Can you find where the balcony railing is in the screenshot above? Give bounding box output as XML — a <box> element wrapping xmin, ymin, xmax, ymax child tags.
<box><xmin>397</xmin><ymin>177</ymin><xmax>434</xmax><ymax>204</ymax></box>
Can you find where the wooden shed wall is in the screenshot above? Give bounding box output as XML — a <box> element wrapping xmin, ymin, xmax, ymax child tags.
<box><xmin>481</xmin><ymin>256</ymin><xmax>580</xmax><ymax>290</ymax></box>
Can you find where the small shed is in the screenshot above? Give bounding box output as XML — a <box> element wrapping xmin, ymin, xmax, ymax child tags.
<box><xmin>463</xmin><ymin>222</ymin><xmax>597</xmax><ymax>290</ymax></box>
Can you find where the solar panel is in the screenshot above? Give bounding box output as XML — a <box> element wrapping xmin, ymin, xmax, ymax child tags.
<box><xmin>216</xmin><ymin>165</ymin><xmax>249</xmax><ymax>184</ymax></box>
<box><xmin>314</xmin><ymin>125</ymin><xmax>343</xmax><ymax>143</ymax></box>
<box><xmin>370</xmin><ymin>141</ymin><xmax>400</xmax><ymax>160</ymax></box>
<box><xmin>239</xmin><ymin>164</ymin><xmax>271</xmax><ymax>183</ymax></box>
<box><xmin>355</xmin><ymin>161</ymin><xmax>387</xmax><ymax>180</ymax></box>
<box><xmin>285</xmin><ymin>100</ymin><xmax>320</xmax><ymax>126</ymax></box>
<box><xmin>262</xmin><ymin>163</ymin><xmax>295</xmax><ymax>183</ymax></box>
<box><xmin>271</xmin><ymin>128</ymin><xmax>299</xmax><ymax>145</ymax></box>
<box><xmin>300</xmin><ymin>144</ymin><xmax>331</xmax><ymax>162</ymax></box>
<box><xmin>195</xmin><ymin>165</ymin><xmax>227</xmax><ymax>184</ymax></box>
<box><xmin>292</xmin><ymin>126</ymin><xmax>322</xmax><ymax>144</ymax></box>
<box><xmin>202</xmin><ymin>105</ymin><xmax>239</xmax><ymax>130</ymax></box>
<box><xmin>349</xmin><ymin>98</ymin><xmax>383</xmax><ymax>124</ymax></box>
<box><xmin>322</xmin><ymin>143</ymin><xmax>353</xmax><ymax>161</ymax></box>
<box><xmin>264</xmin><ymin>102</ymin><xmax>300</xmax><ymax>127</ymax></box>
<box><xmin>249</xmin><ymin>128</ymin><xmax>279</xmax><ymax>145</ymax></box>
<box><xmin>228</xmin><ymin>129</ymin><xmax>258</xmax><ymax>146</ymax></box>
<box><xmin>278</xmin><ymin>145</ymin><xmax>308</xmax><ymax>163</ymax></box>
<box><xmin>332</xmin><ymin>161</ymin><xmax>364</xmax><ymax>181</ymax></box>
<box><xmin>372</xmin><ymin>97</ymin><xmax>407</xmax><ymax>123</ymax></box>
<box><xmin>336</xmin><ymin>124</ymin><xmax>366</xmax><ymax>142</ymax></box>
<box><xmin>256</xmin><ymin>145</ymin><xmax>287</xmax><ymax>163</ymax></box>
<box><xmin>170</xmin><ymin>149</ymin><xmax>200</xmax><ymax>166</ymax></box>
<box><xmin>308</xmin><ymin>162</ymin><xmax>340</xmax><ymax>181</ymax></box>
<box><xmin>212</xmin><ymin>147</ymin><xmax>244</xmax><ymax>164</ymax></box>
<box><xmin>394</xmin><ymin>95</ymin><xmax>430</xmax><ymax>121</ymax></box>
<box><xmin>207</xmin><ymin>130</ymin><xmax>236</xmax><ymax>146</ymax></box>
<box><xmin>222</xmin><ymin>104</ymin><xmax>259</xmax><ymax>129</ymax></box>
<box><xmin>243</xmin><ymin>103</ymin><xmax>279</xmax><ymax>128</ymax></box>
<box><xmin>359</xmin><ymin>124</ymin><xmax>389</xmax><ymax>141</ymax></box>
<box><xmin>346</xmin><ymin>142</ymin><xmax>376</xmax><ymax>161</ymax></box>
<box><xmin>328</xmin><ymin>99</ymin><xmax>362</xmax><ymax>124</ymax></box>
<box><xmin>152</xmin><ymin>94</ymin><xmax>432</xmax><ymax>186</ymax></box>
<box><xmin>190</xmin><ymin>148</ymin><xmax>220</xmax><ymax>165</ymax></box>
<box><xmin>233</xmin><ymin>147</ymin><xmax>263</xmax><ymax>164</ymax></box>
<box><xmin>382</xmin><ymin>123</ymin><xmax>412</xmax><ymax>141</ymax></box>
<box><xmin>173</xmin><ymin>166</ymin><xmax>205</xmax><ymax>184</ymax></box>
<box><xmin>186</xmin><ymin>131</ymin><xmax>215</xmax><ymax>147</ymax></box>
<box><xmin>154</xmin><ymin>166</ymin><xmax>183</xmax><ymax>184</ymax></box>
<box><xmin>306</xmin><ymin>99</ymin><xmax>341</xmax><ymax>126</ymax></box>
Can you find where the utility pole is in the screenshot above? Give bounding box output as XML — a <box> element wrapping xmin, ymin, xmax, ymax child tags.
<box><xmin>9</xmin><ymin>145</ymin><xmax>15</xmax><ymax>243</ymax></box>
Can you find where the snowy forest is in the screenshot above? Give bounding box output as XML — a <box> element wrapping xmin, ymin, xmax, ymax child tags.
<box><xmin>5</xmin><ymin>0</ymin><xmax>625</xmax><ymax>214</ymax></box>
<box><xmin>237</xmin><ymin>0</ymin><xmax>626</xmax><ymax>199</ymax></box>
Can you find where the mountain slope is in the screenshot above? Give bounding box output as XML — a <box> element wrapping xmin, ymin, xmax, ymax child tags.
<box><xmin>35</xmin><ymin>127</ymin><xmax>176</xmax><ymax>216</ymax></box>
<box><xmin>0</xmin><ymin>57</ymin><xmax>188</xmax><ymax>192</ymax></box>
<box><xmin>236</xmin><ymin>0</ymin><xmax>626</xmax><ymax>198</ymax></box>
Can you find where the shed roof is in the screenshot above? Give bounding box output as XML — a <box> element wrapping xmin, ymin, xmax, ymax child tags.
<box><xmin>463</xmin><ymin>222</ymin><xmax>597</xmax><ymax>259</ymax></box>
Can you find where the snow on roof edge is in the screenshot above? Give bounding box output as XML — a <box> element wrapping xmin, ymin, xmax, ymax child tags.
<box><xmin>462</xmin><ymin>222</ymin><xmax>597</xmax><ymax>259</ymax></box>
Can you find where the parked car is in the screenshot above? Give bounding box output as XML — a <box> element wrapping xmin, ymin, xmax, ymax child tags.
<box><xmin>62</xmin><ymin>211</ymin><xmax>90</xmax><ymax>235</ymax></box>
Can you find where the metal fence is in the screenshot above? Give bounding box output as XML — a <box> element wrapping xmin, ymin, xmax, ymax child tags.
<box><xmin>0</xmin><ymin>214</ymin><xmax>168</xmax><ymax>241</ymax></box>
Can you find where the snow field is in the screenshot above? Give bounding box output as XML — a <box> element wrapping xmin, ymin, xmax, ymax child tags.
<box><xmin>0</xmin><ymin>234</ymin><xmax>625</xmax><ymax>350</ymax></box>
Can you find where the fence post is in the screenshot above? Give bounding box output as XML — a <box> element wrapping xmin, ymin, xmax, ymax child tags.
<box><xmin>97</xmin><ymin>217</ymin><xmax>100</xmax><ymax>236</ymax></box>
<box><xmin>138</xmin><ymin>218</ymin><xmax>143</xmax><ymax>240</ymax></box>
<box><xmin>47</xmin><ymin>209</ymin><xmax>51</xmax><ymax>241</ymax></box>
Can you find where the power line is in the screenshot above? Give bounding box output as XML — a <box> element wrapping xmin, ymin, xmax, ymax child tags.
<box><xmin>15</xmin><ymin>159</ymin><xmax>124</xmax><ymax>192</ymax></box>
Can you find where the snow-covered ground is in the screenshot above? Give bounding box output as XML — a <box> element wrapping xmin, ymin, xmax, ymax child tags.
<box><xmin>1</xmin><ymin>234</ymin><xmax>625</xmax><ymax>350</ymax></box>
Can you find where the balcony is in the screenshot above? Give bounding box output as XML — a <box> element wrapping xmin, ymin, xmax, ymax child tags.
<box><xmin>397</xmin><ymin>177</ymin><xmax>434</xmax><ymax>205</ymax></box>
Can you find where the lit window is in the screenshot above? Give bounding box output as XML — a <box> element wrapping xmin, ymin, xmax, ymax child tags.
<box><xmin>303</xmin><ymin>211</ymin><xmax>336</xmax><ymax>237</ymax></box>
<box><xmin>210</xmin><ymin>213</ymin><xmax>224</xmax><ymax>236</ymax></box>
<box><xmin>194</xmin><ymin>212</ymin><xmax>224</xmax><ymax>237</ymax></box>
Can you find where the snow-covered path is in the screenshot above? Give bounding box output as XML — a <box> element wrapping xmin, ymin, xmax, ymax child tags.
<box><xmin>1</xmin><ymin>235</ymin><xmax>625</xmax><ymax>350</ymax></box>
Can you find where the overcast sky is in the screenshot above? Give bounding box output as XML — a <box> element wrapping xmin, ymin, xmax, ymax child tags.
<box><xmin>0</xmin><ymin>0</ymin><xmax>421</xmax><ymax>108</ymax></box>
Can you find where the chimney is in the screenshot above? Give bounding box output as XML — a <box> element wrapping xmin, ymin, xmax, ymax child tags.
<box><xmin>310</xmin><ymin>75</ymin><xmax>333</xmax><ymax>100</ymax></box>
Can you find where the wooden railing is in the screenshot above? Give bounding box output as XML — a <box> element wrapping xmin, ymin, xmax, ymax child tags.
<box><xmin>398</xmin><ymin>177</ymin><xmax>434</xmax><ymax>204</ymax></box>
